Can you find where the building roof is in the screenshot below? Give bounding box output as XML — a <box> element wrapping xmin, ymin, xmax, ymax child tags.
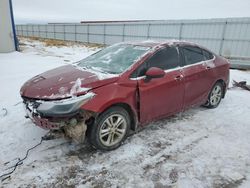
<box><xmin>80</xmin><ymin>20</ymin><xmax>165</xmax><ymax>24</ymax></box>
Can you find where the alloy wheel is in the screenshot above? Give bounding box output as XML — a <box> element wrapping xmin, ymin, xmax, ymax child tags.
<box><xmin>99</xmin><ymin>114</ymin><xmax>127</xmax><ymax>147</ymax></box>
<box><xmin>210</xmin><ymin>85</ymin><xmax>222</xmax><ymax>106</ymax></box>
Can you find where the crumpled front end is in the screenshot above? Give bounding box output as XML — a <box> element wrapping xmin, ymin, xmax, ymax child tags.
<box><xmin>22</xmin><ymin>94</ymin><xmax>96</xmax><ymax>143</ymax></box>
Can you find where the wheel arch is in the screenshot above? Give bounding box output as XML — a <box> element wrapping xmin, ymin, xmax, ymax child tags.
<box><xmin>103</xmin><ymin>103</ymin><xmax>138</xmax><ymax>131</ymax></box>
<box><xmin>86</xmin><ymin>102</ymin><xmax>138</xmax><ymax>132</ymax></box>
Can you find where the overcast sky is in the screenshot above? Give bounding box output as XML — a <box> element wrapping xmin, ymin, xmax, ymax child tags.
<box><xmin>13</xmin><ymin>0</ymin><xmax>250</xmax><ymax>24</ymax></box>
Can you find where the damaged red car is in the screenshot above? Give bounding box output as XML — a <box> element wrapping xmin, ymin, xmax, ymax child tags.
<box><xmin>20</xmin><ymin>41</ymin><xmax>230</xmax><ymax>150</ymax></box>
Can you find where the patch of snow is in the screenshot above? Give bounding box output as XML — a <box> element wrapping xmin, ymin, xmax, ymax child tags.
<box><xmin>100</xmin><ymin>46</ymin><xmax>127</xmax><ymax>64</ymax></box>
<box><xmin>70</xmin><ymin>78</ymin><xmax>91</xmax><ymax>96</ymax></box>
<box><xmin>204</xmin><ymin>58</ymin><xmax>216</xmax><ymax>68</ymax></box>
<box><xmin>19</xmin><ymin>37</ymin><xmax>100</xmax><ymax>64</ymax></box>
<box><xmin>74</xmin><ymin>65</ymin><xmax>118</xmax><ymax>80</ymax></box>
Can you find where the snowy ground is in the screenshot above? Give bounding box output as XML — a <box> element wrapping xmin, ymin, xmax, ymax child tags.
<box><xmin>0</xmin><ymin>37</ymin><xmax>250</xmax><ymax>188</ymax></box>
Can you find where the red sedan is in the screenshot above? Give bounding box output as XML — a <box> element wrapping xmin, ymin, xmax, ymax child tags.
<box><xmin>20</xmin><ymin>41</ymin><xmax>230</xmax><ymax>150</ymax></box>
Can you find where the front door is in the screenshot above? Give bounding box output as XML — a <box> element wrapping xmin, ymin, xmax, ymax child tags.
<box><xmin>138</xmin><ymin>69</ymin><xmax>184</xmax><ymax>123</ymax></box>
<box><xmin>135</xmin><ymin>47</ymin><xmax>185</xmax><ymax>123</ymax></box>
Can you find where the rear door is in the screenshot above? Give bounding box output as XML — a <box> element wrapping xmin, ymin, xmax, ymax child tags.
<box><xmin>202</xmin><ymin>49</ymin><xmax>217</xmax><ymax>89</ymax></box>
<box><xmin>133</xmin><ymin>47</ymin><xmax>185</xmax><ymax>123</ymax></box>
<box><xmin>179</xmin><ymin>45</ymin><xmax>213</xmax><ymax>108</ymax></box>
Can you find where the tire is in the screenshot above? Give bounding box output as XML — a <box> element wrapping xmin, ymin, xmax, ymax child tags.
<box><xmin>88</xmin><ymin>106</ymin><xmax>131</xmax><ymax>151</ymax></box>
<box><xmin>204</xmin><ymin>82</ymin><xmax>224</xmax><ymax>109</ymax></box>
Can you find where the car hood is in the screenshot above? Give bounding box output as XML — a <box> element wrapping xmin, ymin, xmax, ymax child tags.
<box><xmin>20</xmin><ymin>65</ymin><xmax>119</xmax><ymax>100</ymax></box>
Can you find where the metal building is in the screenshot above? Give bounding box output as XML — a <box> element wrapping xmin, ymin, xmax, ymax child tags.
<box><xmin>0</xmin><ymin>0</ymin><xmax>18</xmax><ymax>53</ymax></box>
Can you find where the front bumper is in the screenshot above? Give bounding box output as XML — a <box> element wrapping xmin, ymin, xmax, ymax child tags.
<box><xmin>32</xmin><ymin>116</ymin><xmax>62</xmax><ymax>130</ymax></box>
<box><xmin>23</xmin><ymin>97</ymin><xmax>80</xmax><ymax>130</ymax></box>
<box><xmin>22</xmin><ymin>93</ymin><xmax>95</xmax><ymax>130</ymax></box>
<box><xmin>24</xmin><ymin>101</ymin><xmax>68</xmax><ymax>130</ymax></box>
<box><xmin>22</xmin><ymin>97</ymin><xmax>95</xmax><ymax>143</ymax></box>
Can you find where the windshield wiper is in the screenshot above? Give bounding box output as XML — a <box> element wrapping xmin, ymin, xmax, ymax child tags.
<box><xmin>106</xmin><ymin>71</ymin><xmax>118</xmax><ymax>74</ymax></box>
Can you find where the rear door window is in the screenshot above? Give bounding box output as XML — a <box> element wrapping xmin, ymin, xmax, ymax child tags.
<box><xmin>203</xmin><ymin>49</ymin><xmax>214</xmax><ymax>60</ymax></box>
<box><xmin>181</xmin><ymin>46</ymin><xmax>205</xmax><ymax>65</ymax></box>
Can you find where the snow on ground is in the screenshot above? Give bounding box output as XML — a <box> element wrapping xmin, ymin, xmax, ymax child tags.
<box><xmin>0</xmin><ymin>37</ymin><xmax>250</xmax><ymax>187</ymax></box>
<box><xmin>19</xmin><ymin>37</ymin><xmax>101</xmax><ymax>63</ymax></box>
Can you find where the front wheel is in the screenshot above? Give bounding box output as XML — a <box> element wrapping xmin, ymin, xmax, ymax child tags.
<box><xmin>204</xmin><ymin>82</ymin><xmax>223</xmax><ymax>108</ymax></box>
<box><xmin>88</xmin><ymin>106</ymin><xmax>130</xmax><ymax>151</ymax></box>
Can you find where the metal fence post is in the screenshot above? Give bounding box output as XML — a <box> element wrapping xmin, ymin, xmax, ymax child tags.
<box><xmin>21</xmin><ymin>25</ymin><xmax>23</xmax><ymax>36</ymax></box>
<box><xmin>45</xmin><ymin>25</ymin><xmax>48</xmax><ymax>38</ymax></box>
<box><xmin>75</xmin><ymin>24</ymin><xmax>77</xmax><ymax>42</ymax></box>
<box><xmin>103</xmin><ymin>24</ymin><xmax>106</xmax><ymax>45</ymax></box>
<box><xmin>23</xmin><ymin>25</ymin><xmax>25</xmax><ymax>36</ymax></box>
<box><xmin>38</xmin><ymin>25</ymin><xmax>40</xmax><ymax>37</ymax></box>
<box><xmin>27</xmin><ymin>25</ymin><xmax>32</xmax><ymax>36</ymax></box>
<box><xmin>179</xmin><ymin>23</ymin><xmax>183</xmax><ymax>40</ymax></box>
<box><xmin>122</xmin><ymin>24</ymin><xmax>125</xmax><ymax>42</ymax></box>
<box><xmin>53</xmin><ymin>24</ymin><xmax>56</xmax><ymax>39</ymax></box>
<box><xmin>63</xmin><ymin>25</ymin><xmax>66</xmax><ymax>41</ymax></box>
<box><xmin>147</xmin><ymin>23</ymin><xmax>151</xmax><ymax>39</ymax></box>
<box><xmin>219</xmin><ymin>21</ymin><xmax>227</xmax><ymax>56</ymax></box>
<box><xmin>87</xmin><ymin>24</ymin><xmax>90</xmax><ymax>43</ymax></box>
<box><xmin>32</xmin><ymin>25</ymin><xmax>34</xmax><ymax>37</ymax></box>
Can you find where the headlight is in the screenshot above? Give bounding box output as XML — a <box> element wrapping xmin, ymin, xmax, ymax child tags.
<box><xmin>37</xmin><ymin>92</ymin><xmax>95</xmax><ymax>117</ymax></box>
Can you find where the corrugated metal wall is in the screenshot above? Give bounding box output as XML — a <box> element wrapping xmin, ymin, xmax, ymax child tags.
<box><xmin>16</xmin><ymin>18</ymin><xmax>250</xmax><ymax>69</ymax></box>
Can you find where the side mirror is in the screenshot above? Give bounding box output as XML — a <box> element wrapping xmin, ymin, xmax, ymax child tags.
<box><xmin>145</xmin><ymin>67</ymin><xmax>165</xmax><ymax>82</ymax></box>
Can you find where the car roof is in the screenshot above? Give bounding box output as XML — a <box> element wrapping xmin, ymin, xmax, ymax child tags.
<box><xmin>124</xmin><ymin>40</ymin><xmax>214</xmax><ymax>54</ymax></box>
<box><xmin>125</xmin><ymin>40</ymin><xmax>201</xmax><ymax>48</ymax></box>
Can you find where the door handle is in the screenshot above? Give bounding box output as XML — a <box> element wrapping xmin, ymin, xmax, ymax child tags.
<box><xmin>202</xmin><ymin>62</ymin><xmax>212</xmax><ymax>70</ymax></box>
<box><xmin>175</xmin><ymin>75</ymin><xmax>183</xmax><ymax>81</ymax></box>
<box><xmin>206</xmin><ymin>66</ymin><xmax>211</xmax><ymax>70</ymax></box>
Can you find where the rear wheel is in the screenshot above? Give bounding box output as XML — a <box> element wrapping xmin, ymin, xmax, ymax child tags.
<box><xmin>88</xmin><ymin>106</ymin><xmax>130</xmax><ymax>151</ymax></box>
<box><xmin>204</xmin><ymin>82</ymin><xmax>223</xmax><ymax>108</ymax></box>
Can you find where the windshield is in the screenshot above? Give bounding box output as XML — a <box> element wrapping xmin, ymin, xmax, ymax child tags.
<box><xmin>78</xmin><ymin>44</ymin><xmax>150</xmax><ymax>74</ymax></box>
